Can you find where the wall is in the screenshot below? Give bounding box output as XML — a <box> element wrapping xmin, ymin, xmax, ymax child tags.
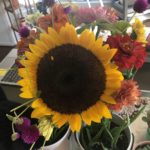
<box><xmin>0</xmin><ymin>0</ymin><xmax>16</xmax><ymax>46</ymax></box>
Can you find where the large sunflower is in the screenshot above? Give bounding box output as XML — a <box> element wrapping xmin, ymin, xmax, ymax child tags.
<box><xmin>18</xmin><ymin>23</ymin><xmax>123</xmax><ymax>132</ymax></box>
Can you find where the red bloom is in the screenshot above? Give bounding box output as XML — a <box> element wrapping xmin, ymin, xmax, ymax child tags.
<box><xmin>109</xmin><ymin>80</ymin><xmax>141</xmax><ymax>112</ymax></box>
<box><xmin>107</xmin><ymin>34</ymin><xmax>147</xmax><ymax>70</ymax></box>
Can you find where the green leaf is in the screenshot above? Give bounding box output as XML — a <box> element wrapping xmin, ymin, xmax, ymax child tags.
<box><xmin>6</xmin><ymin>114</ymin><xmax>14</xmax><ymax>121</ymax></box>
<box><xmin>80</xmin><ymin>127</ymin><xmax>88</xmax><ymax>149</ymax></box>
<box><xmin>130</xmin><ymin>106</ymin><xmax>146</xmax><ymax>125</ymax></box>
<box><xmin>96</xmin><ymin>25</ymin><xmax>101</xmax><ymax>39</ymax></box>
<box><xmin>111</xmin><ymin>115</ymin><xmax>130</xmax><ymax>149</ymax></box>
<box><xmin>76</xmin><ymin>24</ymin><xmax>91</xmax><ymax>34</ymax></box>
<box><xmin>142</xmin><ymin>117</ymin><xmax>148</xmax><ymax>122</ymax></box>
<box><xmin>113</xmin><ymin>20</ymin><xmax>130</xmax><ymax>34</ymax></box>
<box><xmin>92</xmin><ymin>126</ymin><xmax>105</xmax><ymax>142</ymax></box>
<box><xmin>85</xmin><ymin>127</ymin><xmax>92</xmax><ymax>142</ymax></box>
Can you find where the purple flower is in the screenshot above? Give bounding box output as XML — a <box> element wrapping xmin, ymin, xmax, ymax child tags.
<box><xmin>21</xmin><ymin>126</ymin><xmax>40</xmax><ymax>144</ymax></box>
<box><xmin>19</xmin><ymin>26</ymin><xmax>30</xmax><ymax>38</ymax></box>
<box><xmin>64</xmin><ymin>6</ymin><xmax>72</xmax><ymax>14</ymax></box>
<box><xmin>15</xmin><ymin>117</ymin><xmax>31</xmax><ymax>131</ymax></box>
<box><xmin>133</xmin><ymin>0</ymin><xmax>149</xmax><ymax>13</ymax></box>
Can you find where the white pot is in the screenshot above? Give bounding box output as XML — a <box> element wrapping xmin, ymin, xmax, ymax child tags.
<box><xmin>39</xmin><ymin>128</ymin><xmax>70</xmax><ymax>150</ymax></box>
<box><xmin>76</xmin><ymin>114</ymin><xmax>133</xmax><ymax>150</ymax></box>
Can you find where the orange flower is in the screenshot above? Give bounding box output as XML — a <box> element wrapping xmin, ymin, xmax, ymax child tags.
<box><xmin>110</xmin><ymin>80</ymin><xmax>141</xmax><ymax>112</ymax></box>
<box><xmin>37</xmin><ymin>4</ymin><xmax>69</xmax><ymax>32</ymax></box>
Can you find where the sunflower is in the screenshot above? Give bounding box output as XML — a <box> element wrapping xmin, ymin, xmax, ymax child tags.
<box><xmin>18</xmin><ymin>23</ymin><xmax>123</xmax><ymax>132</ymax></box>
<box><xmin>132</xmin><ymin>18</ymin><xmax>147</xmax><ymax>43</ymax></box>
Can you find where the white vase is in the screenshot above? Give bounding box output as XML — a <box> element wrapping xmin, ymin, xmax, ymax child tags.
<box><xmin>76</xmin><ymin>114</ymin><xmax>133</xmax><ymax>150</ymax></box>
<box><xmin>39</xmin><ymin>128</ymin><xmax>70</xmax><ymax>150</ymax></box>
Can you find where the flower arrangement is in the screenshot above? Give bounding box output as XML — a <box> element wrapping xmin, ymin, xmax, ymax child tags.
<box><xmin>7</xmin><ymin>0</ymin><xmax>149</xmax><ymax>149</ymax></box>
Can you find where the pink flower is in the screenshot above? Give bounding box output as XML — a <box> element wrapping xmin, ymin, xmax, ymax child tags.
<box><xmin>74</xmin><ymin>6</ymin><xmax>118</xmax><ymax>25</ymax></box>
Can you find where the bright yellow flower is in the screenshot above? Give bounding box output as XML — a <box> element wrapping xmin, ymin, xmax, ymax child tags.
<box><xmin>18</xmin><ymin>23</ymin><xmax>123</xmax><ymax>132</ymax></box>
<box><xmin>132</xmin><ymin>18</ymin><xmax>147</xmax><ymax>43</ymax></box>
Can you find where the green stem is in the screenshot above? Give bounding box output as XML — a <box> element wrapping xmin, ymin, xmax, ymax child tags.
<box><xmin>14</xmin><ymin>111</ymin><xmax>18</xmax><ymax>117</ymax></box>
<box><xmin>12</xmin><ymin>122</ymin><xmax>15</xmax><ymax>133</ymax></box>
<box><xmin>41</xmin><ymin>139</ymin><xmax>46</xmax><ymax>150</ymax></box>
<box><xmin>29</xmin><ymin>142</ymin><xmax>36</xmax><ymax>150</ymax></box>
<box><xmin>51</xmin><ymin>7</ymin><xmax>54</xmax><ymax>28</ymax></box>
<box><xmin>129</xmin><ymin>12</ymin><xmax>136</xmax><ymax>23</ymax></box>
<box><xmin>17</xmin><ymin>105</ymin><xmax>31</xmax><ymax>118</ymax></box>
<box><xmin>10</xmin><ymin>99</ymin><xmax>35</xmax><ymax>112</ymax></box>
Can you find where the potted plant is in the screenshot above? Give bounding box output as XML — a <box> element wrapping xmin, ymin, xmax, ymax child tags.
<box><xmin>76</xmin><ymin>114</ymin><xmax>133</xmax><ymax>150</ymax></box>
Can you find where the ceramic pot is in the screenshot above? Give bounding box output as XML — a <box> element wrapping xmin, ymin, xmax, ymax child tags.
<box><xmin>133</xmin><ymin>141</ymin><xmax>150</xmax><ymax>150</ymax></box>
<box><xmin>76</xmin><ymin>114</ymin><xmax>133</xmax><ymax>150</ymax></box>
<box><xmin>39</xmin><ymin>128</ymin><xmax>70</xmax><ymax>150</ymax></box>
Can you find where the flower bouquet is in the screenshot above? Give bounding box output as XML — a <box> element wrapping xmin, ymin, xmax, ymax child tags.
<box><xmin>6</xmin><ymin>0</ymin><xmax>150</xmax><ymax>149</ymax></box>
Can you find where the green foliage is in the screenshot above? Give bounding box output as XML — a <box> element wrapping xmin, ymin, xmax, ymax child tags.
<box><xmin>79</xmin><ymin>106</ymin><xmax>145</xmax><ymax>150</ymax></box>
<box><xmin>76</xmin><ymin>20</ymin><xmax>131</xmax><ymax>39</ymax></box>
<box><xmin>79</xmin><ymin>116</ymin><xmax>129</xmax><ymax>150</ymax></box>
<box><xmin>25</xmin><ymin>11</ymin><xmax>43</xmax><ymax>26</ymax></box>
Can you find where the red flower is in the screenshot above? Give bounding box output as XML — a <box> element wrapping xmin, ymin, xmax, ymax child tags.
<box><xmin>107</xmin><ymin>34</ymin><xmax>147</xmax><ymax>70</ymax></box>
<box><xmin>109</xmin><ymin>80</ymin><xmax>141</xmax><ymax>112</ymax></box>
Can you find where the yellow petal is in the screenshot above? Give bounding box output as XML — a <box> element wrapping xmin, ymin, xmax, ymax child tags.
<box><xmin>79</xmin><ymin>29</ymin><xmax>95</xmax><ymax>49</ymax></box>
<box><xmin>87</xmin><ymin>105</ymin><xmax>102</xmax><ymax>123</ymax></box>
<box><xmin>96</xmin><ymin>101</ymin><xmax>112</xmax><ymax>119</ymax></box>
<box><xmin>31</xmin><ymin>99</ymin><xmax>44</xmax><ymax>108</ymax></box>
<box><xmin>101</xmin><ymin>95</ymin><xmax>116</xmax><ymax>104</ymax></box>
<box><xmin>19</xmin><ymin>90</ymin><xmax>34</xmax><ymax>99</ymax></box>
<box><xmin>25</xmin><ymin>51</ymin><xmax>40</xmax><ymax>64</ymax></box>
<box><xmin>48</xmin><ymin>27</ymin><xmax>62</xmax><ymax>44</ymax></box>
<box><xmin>106</xmin><ymin>81</ymin><xmax>121</xmax><ymax>89</ymax></box>
<box><xmin>68</xmin><ymin>114</ymin><xmax>81</xmax><ymax>132</ymax></box>
<box><xmin>59</xmin><ymin>23</ymin><xmax>78</xmax><ymax>44</ymax></box>
<box><xmin>52</xmin><ymin>113</ymin><xmax>69</xmax><ymax>128</ymax></box>
<box><xmin>31</xmin><ymin>106</ymin><xmax>52</xmax><ymax>119</ymax></box>
<box><xmin>29</xmin><ymin>44</ymin><xmax>46</xmax><ymax>57</ymax></box>
<box><xmin>81</xmin><ymin>110</ymin><xmax>92</xmax><ymax>125</ymax></box>
<box><xmin>35</xmin><ymin>39</ymin><xmax>49</xmax><ymax>52</ymax></box>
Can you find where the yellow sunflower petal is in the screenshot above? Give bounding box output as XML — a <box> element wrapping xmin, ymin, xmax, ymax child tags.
<box><xmin>59</xmin><ymin>23</ymin><xmax>78</xmax><ymax>44</ymax></box>
<box><xmin>35</xmin><ymin>39</ymin><xmax>49</xmax><ymax>52</ymax></box>
<box><xmin>81</xmin><ymin>110</ymin><xmax>92</xmax><ymax>125</ymax></box>
<box><xmin>29</xmin><ymin>44</ymin><xmax>46</xmax><ymax>58</ymax></box>
<box><xmin>55</xmin><ymin>115</ymin><xmax>69</xmax><ymax>128</ymax></box>
<box><xmin>68</xmin><ymin>114</ymin><xmax>81</xmax><ymax>132</ymax></box>
<box><xmin>31</xmin><ymin>99</ymin><xmax>44</xmax><ymax>108</ymax></box>
<box><xmin>101</xmin><ymin>95</ymin><xmax>116</xmax><ymax>104</ymax></box>
<box><xmin>87</xmin><ymin>105</ymin><xmax>102</xmax><ymax>123</ymax></box>
<box><xmin>96</xmin><ymin>101</ymin><xmax>112</xmax><ymax>119</ymax></box>
<box><xmin>52</xmin><ymin>112</ymin><xmax>69</xmax><ymax>128</ymax></box>
<box><xmin>48</xmin><ymin>27</ymin><xmax>62</xmax><ymax>44</ymax></box>
<box><xmin>19</xmin><ymin>90</ymin><xmax>34</xmax><ymax>99</ymax></box>
<box><xmin>79</xmin><ymin>29</ymin><xmax>95</xmax><ymax>49</ymax></box>
<box><xmin>31</xmin><ymin>106</ymin><xmax>52</xmax><ymax>119</ymax></box>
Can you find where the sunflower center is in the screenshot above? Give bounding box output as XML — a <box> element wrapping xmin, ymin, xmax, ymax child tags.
<box><xmin>37</xmin><ymin>44</ymin><xmax>106</xmax><ymax>114</ymax></box>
